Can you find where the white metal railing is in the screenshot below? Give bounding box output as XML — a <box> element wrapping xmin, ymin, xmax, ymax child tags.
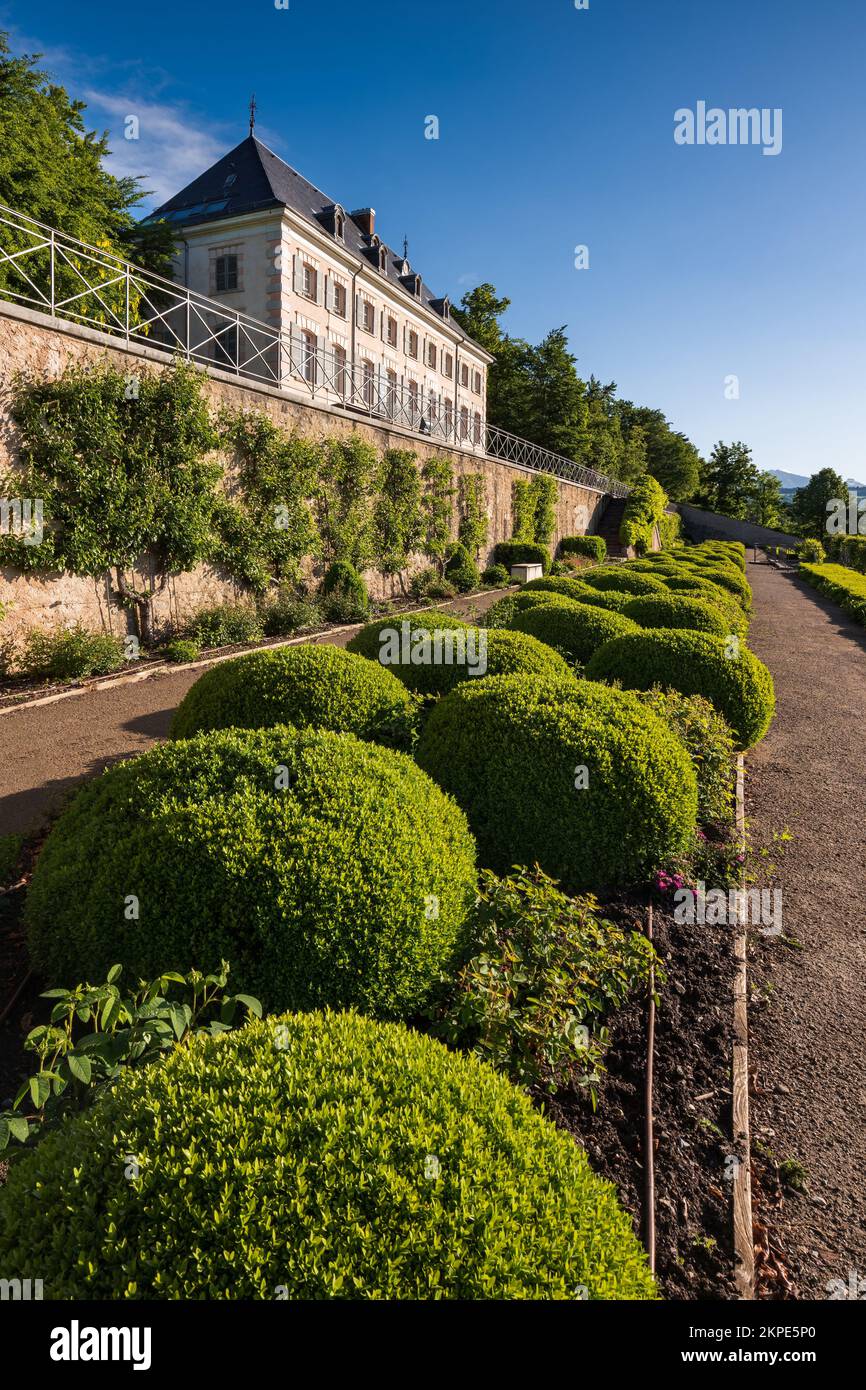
<box><xmin>0</xmin><ymin>203</ymin><xmax>628</xmax><ymax>497</ymax></box>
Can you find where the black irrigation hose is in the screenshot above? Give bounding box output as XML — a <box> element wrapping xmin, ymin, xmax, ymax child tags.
<box><xmin>644</xmin><ymin>903</ymin><xmax>657</xmax><ymax>1275</ymax></box>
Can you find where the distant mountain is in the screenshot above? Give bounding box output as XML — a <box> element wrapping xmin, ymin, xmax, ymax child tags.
<box><xmin>765</xmin><ymin>469</ymin><xmax>866</xmax><ymax>491</ymax></box>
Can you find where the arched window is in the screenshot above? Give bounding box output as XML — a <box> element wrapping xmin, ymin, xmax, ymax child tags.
<box><xmin>379</xmin><ymin>246</ymin><xmax>388</xmax><ymax>273</ymax></box>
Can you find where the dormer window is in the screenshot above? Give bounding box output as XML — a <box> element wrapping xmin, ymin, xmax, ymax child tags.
<box><xmin>336</xmin><ymin>212</ymin><xmax>345</xmax><ymax>240</ymax></box>
<box><xmin>379</xmin><ymin>246</ymin><xmax>388</xmax><ymax>273</ymax></box>
<box><xmin>410</xmin><ymin>274</ymin><xmax>422</xmax><ymax>299</ymax></box>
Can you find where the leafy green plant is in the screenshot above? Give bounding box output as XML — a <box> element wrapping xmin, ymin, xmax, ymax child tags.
<box><xmin>321</xmin><ymin>559</ymin><xmax>370</xmax><ymax>621</ymax></box>
<box><xmin>419</xmin><ymin>454</ymin><xmax>455</xmax><ymax>575</ymax></box>
<box><xmin>444</xmin><ymin>541</ymin><xmax>480</xmax><ymax>593</ymax></box>
<box><xmin>433</xmin><ymin>868</ymin><xmax>656</xmax><ymax>1097</ymax></box>
<box><xmin>509</xmin><ymin>600</ymin><xmax>639</xmax><ymax>666</ymax></box>
<box><xmin>480</xmin><ymin>563</ymin><xmax>510</xmax><ymax>587</ymax></box>
<box><xmin>25</xmin><ymin>727</ymin><xmax>477</xmax><ymax>1018</ymax></box>
<box><xmin>416</xmin><ymin>674</ymin><xmax>698</xmax><ymax>892</ymax></box>
<box><xmin>0</xmin><ymin>961</ymin><xmax>261</xmax><ymax>1151</ymax></box>
<box><xmin>492</xmin><ymin>540</ymin><xmax>551</xmax><ymax>574</ymax></box>
<box><xmin>314</xmin><ymin>435</ymin><xmax>379</xmax><ymax>569</ymax></box>
<box><xmin>799</xmin><ymin>561</ymin><xmax>866</xmax><ymax>625</ymax></box>
<box><xmin>586</xmin><ymin>628</ymin><xmax>775</xmax><ymax>750</ymax></box>
<box><xmin>0</xmin><ymin>1011</ymin><xmax>657</xmax><ymax>1299</ymax></box>
<box><xmin>260</xmin><ymin>591</ymin><xmax>322</xmax><ymax>636</ymax></box>
<box><xmin>558</xmin><ymin>535</ymin><xmax>606</xmax><ymax>563</ymax></box>
<box><xmin>634</xmin><ymin>687</ymin><xmax>736</xmax><ymax>826</ymax></box>
<box><xmin>0</xmin><ymin>832</ymin><xmax>23</xmax><ymax>887</ymax></box>
<box><xmin>162</xmin><ymin>637</ymin><xmax>201</xmax><ymax>664</ymax></box>
<box><xmin>622</xmin><ymin>592</ymin><xmax>730</xmax><ymax>637</ymax></box>
<box><xmin>373</xmin><ymin>448</ymin><xmax>422</xmax><ymax>584</ymax></box>
<box><xmin>799</xmin><ymin>537</ymin><xmax>826</xmax><ymax>563</ymax></box>
<box><xmin>0</xmin><ymin>362</ymin><xmax>221</xmax><ymax>644</ymax></box>
<box><xmin>188</xmin><ymin>603</ymin><xmax>264</xmax><ymax>648</ymax></box>
<box><xmin>511</xmin><ymin>478</ymin><xmax>535</xmax><ymax>542</ymax></box>
<box><xmin>16</xmin><ymin>625</ymin><xmax>126</xmax><ymax>680</ymax></box>
<box><xmin>170</xmin><ymin>644</ymin><xmax>421</xmax><ymax>750</ymax></box>
<box><xmin>456</xmin><ymin>472</ymin><xmax>489</xmax><ymax>561</ymax></box>
<box><xmin>619</xmin><ymin>475</ymin><xmax>668</xmax><ymax>554</ymax></box>
<box><xmin>529</xmin><ymin>474</ymin><xmax>558</xmax><ymax>546</ymax></box>
<box><xmin>582</xmin><ymin>567</ymin><xmax>667</xmax><ymax>596</ymax></box>
<box><xmin>216</xmin><ymin>410</ymin><xmax>321</xmax><ymax>591</ymax></box>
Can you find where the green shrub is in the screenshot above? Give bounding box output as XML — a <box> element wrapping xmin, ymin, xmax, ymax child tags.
<box><xmin>799</xmin><ymin>537</ymin><xmax>826</xmax><ymax>563</ymax></box>
<box><xmin>25</xmin><ymin>727</ymin><xmax>477</xmax><ymax>1017</ymax></box>
<box><xmin>658</xmin><ymin>513</ymin><xmax>682</xmax><ymax>549</ymax></box>
<box><xmin>348</xmin><ymin>613</ymin><xmax>569</xmax><ymax>695</ymax></box>
<box><xmin>509</xmin><ymin>602</ymin><xmax>639</xmax><ymax>666</ymax></box>
<box><xmin>0</xmin><ymin>1010</ymin><xmax>656</xmax><ymax>1300</ymax></box>
<box><xmin>16</xmin><ymin>625</ymin><xmax>126</xmax><ymax>681</ymax></box>
<box><xmin>260</xmin><ymin>592</ymin><xmax>323</xmax><ymax>636</ymax></box>
<box><xmin>321</xmin><ymin>560</ymin><xmax>370</xmax><ymax>622</ymax></box>
<box><xmin>586</xmin><ymin>630</ymin><xmax>775</xmax><ymax>749</ymax></box>
<box><xmin>635</xmin><ymin>688</ymin><xmax>736</xmax><ymax>826</ymax></box>
<box><xmin>170</xmin><ymin>644</ymin><xmax>421</xmax><ymax>749</ymax></box>
<box><xmin>622</xmin><ymin>593</ymin><xmax>730</xmax><ymax>636</ymax></box>
<box><xmin>484</xmin><ymin>591</ymin><xmax>582</xmax><ymax>630</ymax></box>
<box><xmin>163</xmin><ymin>637</ymin><xmax>202</xmax><ymax>664</ymax></box>
<box><xmin>799</xmin><ymin>562</ymin><xmax>866</xmax><ymax>626</ymax></box>
<box><xmin>559</xmin><ymin>535</ymin><xmax>606</xmax><ymax>563</ymax></box>
<box><xmin>416</xmin><ymin>674</ymin><xmax>697</xmax><ymax>892</ymax></box>
<box><xmin>493</xmin><ymin>541</ymin><xmax>551</xmax><ymax>574</ymax></box>
<box><xmin>651</xmin><ymin>574</ymin><xmax>749</xmax><ymax>636</ymax></box>
<box><xmin>188</xmin><ymin>603</ymin><xmax>264</xmax><ymax>648</ymax></box>
<box><xmin>619</xmin><ymin>475</ymin><xmax>668</xmax><ymax>553</ymax></box>
<box><xmin>582</xmin><ymin>568</ymin><xmax>667</xmax><ymax>596</ymax></box>
<box><xmin>445</xmin><ymin>542</ymin><xmax>481</xmax><ymax>593</ymax></box>
<box><xmin>683</xmin><ymin>565</ymin><xmax>751</xmax><ymax>611</ymax></box>
<box><xmin>0</xmin><ymin>832</ymin><xmax>23</xmax><ymax>888</ymax></box>
<box><xmin>571</xmin><ymin>589</ymin><xmax>635</xmax><ymax>615</ymax></box>
<box><xmin>521</xmin><ymin>576</ymin><xmax>594</xmax><ymax>602</ymax></box>
<box><xmin>481</xmin><ymin>563</ymin><xmax>511</xmax><ymax>587</ymax></box>
<box><xmin>700</xmin><ymin>541</ymin><xmax>746</xmax><ymax>572</ymax></box>
<box><xmin>433</xmin><ymin>868</ymin><xmax>656</xmax><ymax>1096</ymax></box>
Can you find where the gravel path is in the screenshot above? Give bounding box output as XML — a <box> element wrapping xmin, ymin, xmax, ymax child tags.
<box><xmin>746</xmin><ymin>561</ymin><xmax>866</xmax><ymax>1299</ymax></box>
<box><xmin>0</xmin><ymin>592</ymin><xmax>499</xmax><ymax>838</ymax></box>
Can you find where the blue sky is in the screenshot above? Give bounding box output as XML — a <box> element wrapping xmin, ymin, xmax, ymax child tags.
<box><xmin>3</xmin><ymin>0</ymin><xmax>864</xmax><ymax>479</ymax></box>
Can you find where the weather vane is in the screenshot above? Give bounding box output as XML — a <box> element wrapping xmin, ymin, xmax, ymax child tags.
<box><xmin>249</xmin><ymin>93</ymin><xmax>257</xmax><ymax>137</ymax></box>
<box><xmin>403</xmin><ymin>235</ymin><xmax>409</xmax><ymax>261</ymax></box>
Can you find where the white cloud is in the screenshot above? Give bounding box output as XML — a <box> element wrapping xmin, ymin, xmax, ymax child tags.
<box><xmin>82</xmin><ymin>90</ymin><xmax>229</xmax><ymax>210</ymax></box>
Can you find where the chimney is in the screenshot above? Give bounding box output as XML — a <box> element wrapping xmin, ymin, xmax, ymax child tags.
<box><xmin>351</xmin><ymin>207</ymin><xmax>376</xmax><ymax>238</ymax></box>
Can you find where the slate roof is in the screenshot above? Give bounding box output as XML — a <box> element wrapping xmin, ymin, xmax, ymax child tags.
<box><xmin>144</xmin><ymin>136</ymin><xmax>491</xmax><ymax>353</ymax></box>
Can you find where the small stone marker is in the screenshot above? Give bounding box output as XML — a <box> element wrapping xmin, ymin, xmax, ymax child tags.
<box><xmin>511</xmin><ymin>563</ymin><xmax>543</xmax><ymax>583</ymax></box>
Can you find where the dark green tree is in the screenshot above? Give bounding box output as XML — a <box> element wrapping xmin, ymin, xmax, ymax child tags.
<box><xmin>791</xmin><ymin>467</ymin><xmax>848</xmax><ymax>538</ymax></box>
<box><xmin>697</xmin><ymin>441</ymin><xmax>760</xmax><ymax>518</ymax></box>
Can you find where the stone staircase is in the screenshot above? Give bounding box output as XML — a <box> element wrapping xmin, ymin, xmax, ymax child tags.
<box><xmin>596</xmin><ymin>496</ymin><xmax>629</xmax><ymax>558</ymax></box>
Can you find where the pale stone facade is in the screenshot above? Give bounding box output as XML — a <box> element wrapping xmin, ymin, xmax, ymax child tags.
<box><xmin>150</xmin><ymin>137</ymin><xmax>492</xmax><ymax>452</ymax></box>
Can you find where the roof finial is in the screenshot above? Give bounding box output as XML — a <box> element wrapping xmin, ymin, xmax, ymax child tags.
<box><xmin>403</xmin><ymin>234</ymin><xmax>409</xmax><ymax>262</ymax></box>
<box><xmin>249</xmin><ymin>93</ymin><xmax>257</xmax><ymax>137</ymax></box>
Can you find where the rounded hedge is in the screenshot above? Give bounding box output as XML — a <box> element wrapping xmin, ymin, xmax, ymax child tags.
<box><xmin>585</xmin><ymin>630</ymin><xmax>775</xmax><ymax>749</ymax></box>
<box><xmin>169</xmin><ymin>644</ymin><xmax>420</xmax><ymax>748</ymax></box>
<box><xmin>509</xmin><ymin>602</ymin><xmax>639</xmax><ymax>665</ymax></box>
<box><xmin>571</xmin><ymin>588</ymin><xmax>636</xmax><ymax>615</ymax></box>
<box><xmin>483</xmin><ymin>591</ymin><xmax>580</xmax><ymax>630</ymax></box>
<box><xmin>681</xmin><ymin>565</ymin><xmax>751</xmax><ymax>610</ymax></box>
<box><xmin>416</xmin><ymin>674</ymin><xmax>697</xmax><ymax>892</ymax></box>
<box><xmin>25</xmin><ymin>727</ymin><xmax>477</xmax><ymax>1017</ymax></box>
<box><xmin>581</xmin><ymin>568</ymin><xmax>667</xmax><ymax>596</ymax></box>
<box><xmin>522</xmin><ymin>576</ymin><xmax>595</xmax><ymax>602</ymax></box>
<box><xmin>348</xmin><ymin>611</ymin><xmax>571</xmax><ymax>693</ymax></box>
<box><xmin>0</xmin><ymin>1011</ymin><xmax>656</xmax><ymax>1300</ymax></box>
<box><xmin>654</xmin><ymin>574</ymin><xmax>749</xmax><ymax>636</ymax></box>
<box><xmin>622</xmin><ymin>593</ymin><xmax>730</xmax><ymax>636</ymax></box>
<box><xmin>347</xmin><ymin>611</ymin><xmax>467</xmax><ymax>695</ymax></box>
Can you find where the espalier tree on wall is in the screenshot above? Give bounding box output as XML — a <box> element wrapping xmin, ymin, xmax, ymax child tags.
<box><xmin>0</xmin><ymin>360</ymin><xmax>486</xmax><ymax>639</ymax></box>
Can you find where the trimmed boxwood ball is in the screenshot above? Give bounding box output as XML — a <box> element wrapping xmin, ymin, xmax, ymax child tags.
<box><xmin>509</xmin><ymin>602</ymin><xmax>639</xmax><ymax>665</ymax></box>
<box><xmin>680</xmin><ymin>565</ymin><xmax>751</xmax><ymax>610</ymax></box>
<box><xmin>347</xmin><ymin>612</ymin><xmax>569</xmax><ymax>694</ymax></box>
<box><xmin>655</xmin><ymin>575</ymin><xmax>749</xmax><ymax>637</ymax></box>
<box><xmin>582</xmin><ymin>568</ymin><xmax>666</xmax><ymax>596</ymax></box>
<box><xmin>0</xmin><ymin>1011</ymin><xmax>657</xmax><ymax>1301</ymax></box>
<box><xmin>25</xmin><ymin>727</ymin><xmax>477</xmax><ymax>1017</ymax></box>
<box><xmin>521</xmin><ymin>576</ymin><xmax>595</xmax><ymax>602</ymax></box>
<box><xmin>585</xmin><ymin>630</ymin><xmax>775</xmax><ymax>749</ymax></box>
<box><xmin>416</xmin><ymin>674</ymin><xmax>697</xmax><ymax>892</ymax></box>
<box><xmin>482</xmin><ymin>591</ymin><xmax>580</xmax><ymax>630</ymax></box>
<box><xmin>622</xmin><ymin>593</ymin><xmax>729</xmax><ymax>636</ymax></box>
<box><xmin>571</xmin><ymin>588</ymin><xmax>635</xmax><ymax>615</ymax></box>
<box><xmin>169</xmin><ymin>644</ymin><xmax>420</xmax><ymax>748</ymax></box>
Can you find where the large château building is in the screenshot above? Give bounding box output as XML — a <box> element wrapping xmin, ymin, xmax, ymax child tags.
<box><xmin>145</xmin><ymin>135</ymin><xmax>493</xmax><ymax>451</ymax></box>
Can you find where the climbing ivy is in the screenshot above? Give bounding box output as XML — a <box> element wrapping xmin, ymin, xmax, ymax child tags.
<box><xmin>457</xmin><ymin>472</ymin><xmax>490</xmax><ymax>561</ymax></box>
<box><xmin>530</xmin><ymin>474</ymin><xmax>558</xmax><ymax>546</ymax></box>
<box><xmin>420</xmin><ymin>455</ymin><xmax>455</xmax><ymax>575</ymax></box>
<box><xmin>511</xmin><ymin>479</ymin><xmax>535</xmax><ymax>542</ymax></box>
<box><xmin>217</xmin><ymin>410</ymin><xmax>320</xmax><ymax>591</ymax></box>
<box><xmin>374</xmin><ymin>449</ymin><xmax>422</xmax><ymax>582</ymax></box>
<box><xmin>0</xmin><ymin>360</ymin><xmax>220</xmax><ymax>643</ymax></box>
<box><xmin>314</xmin><ymin>435</ymin><xmax>379</xmax><ymax>570</ymax></box>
